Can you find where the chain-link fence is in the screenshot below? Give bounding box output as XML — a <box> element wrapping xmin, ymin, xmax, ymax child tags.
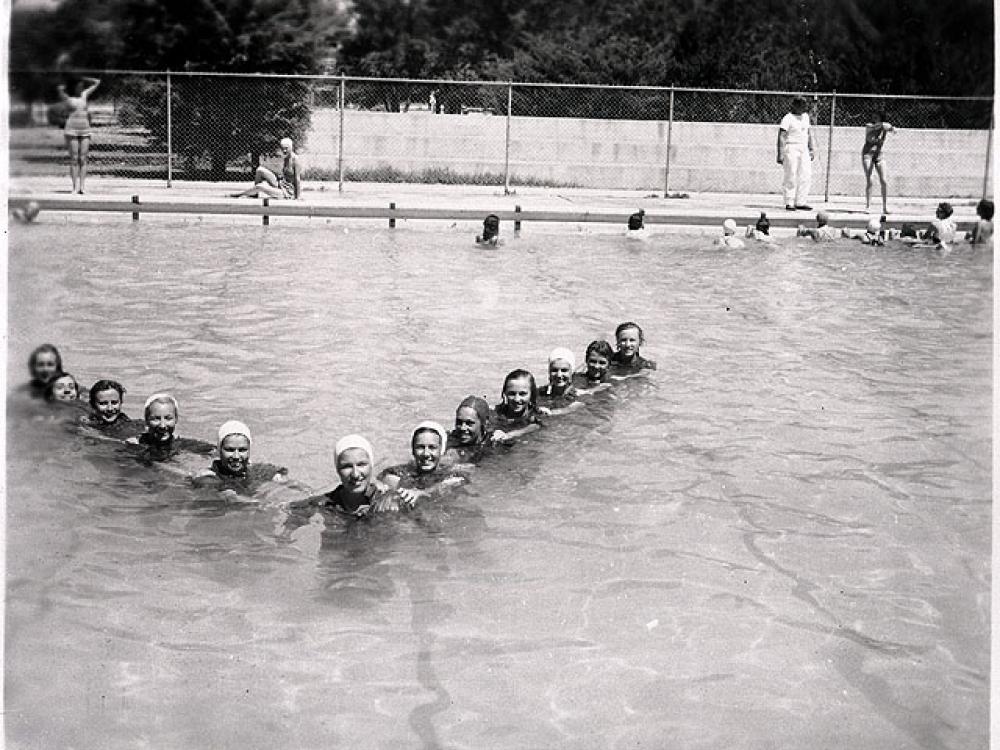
<box><xmin>9</xmin><ymin>70</ymin><xmax>994</xmax><ymax>198</ymax></box>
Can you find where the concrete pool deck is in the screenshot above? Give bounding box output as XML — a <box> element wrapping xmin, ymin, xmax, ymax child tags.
<box><xmin>7</xmin><ymin>174</ymin><xmax>984</xmax><ymax>232</ymax></box>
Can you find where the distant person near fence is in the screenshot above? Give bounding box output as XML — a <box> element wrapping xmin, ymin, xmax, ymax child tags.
<box><xmin>862</xmin><ymin>111</ymin><xmax>895</xmax><ymax>214</ymax></box>
<box><xmin>776</xmin><ymin>96</ymin><xmax>816</xmax><ymax>211</ymax></box>
<box><xmin>233</xmin><ymin>138</ymin><xmax>302</xmax><ymax>199</ymax></box>
<box><xmin>57</xmin><ymin>75</ymin><xmax>101</xmax><ymax>194</ymax></box>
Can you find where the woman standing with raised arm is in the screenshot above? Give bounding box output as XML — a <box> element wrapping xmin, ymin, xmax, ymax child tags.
<box><xmin>57</xmin><ymin>75</ymin><xmax>101</xmax><ymax>194</ymax></box>
<box><xmin>862</xmin><ymin>110</ymin><xmax>895</xmax><ymax>214</ymax></box>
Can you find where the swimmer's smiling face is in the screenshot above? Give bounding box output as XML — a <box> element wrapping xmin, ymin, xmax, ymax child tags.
<box><xmin>145</xmin><ymin>400</ymin><xmax>177</xmax><ymax>442</ymax></box>
<box><xmin>50</xmin><ymin>375</ymin><xmax>78</xmax><ymax>401</ymax></box>
<box><xmin>616</xmin><ymin>327</ymin><xmax>642</xmax><ymax>360</ymax></box>
<box><xmin>548</xmin><ymin>359</ymin><xmax>573</xmax><ymax>391</ymax></box>
<box><xmin>411</xmin><ymin>429</ymin><xmax>443</xmax><ymax>473</ymax></box>
<box><xmin>220</xmin><ymin>434</ymin><xmax>250</xmax><ymax>475</ymax></box>
<box><xmin>585</xmin><ymin>352</ymin><xmax>610</xmax><ymax>381</ymax></box>
<box><xmin>503</xmin><ymin>376</ymin><xmax>532</xmax><ymax>415</ymax></box>
<box><xmin>93</xmin><ymin>387</ymin><xmax>122</xmax><ymax>423</ymax></box>
<box><xmin>454</xmin><ymin>406</ymin><xmax>482</xmax><ymax>445</ymax></box>
<box><xmin>32</xmin><ymin>351</ymin><xmax>60</xmax><ymax>384</ymax></box>
<box><xmin>337</xmin><ymin>448</ymin><xmax>371</xmax><ymax>496</ymax></box>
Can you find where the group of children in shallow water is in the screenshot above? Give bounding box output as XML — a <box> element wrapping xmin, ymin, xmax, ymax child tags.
<box><xmin>24</xmin><ymin>323</ymin><xmax>656</xmax><ymax>517</ymax></box>
<box><xmin>707</xmin><ymin>199</ymin><xmax>993</xmax><ymax>251</ymax></box>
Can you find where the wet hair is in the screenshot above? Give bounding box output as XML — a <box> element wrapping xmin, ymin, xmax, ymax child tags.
<box><xmin>628</xmin><ymin>210</ymin><xmax>645</xmax><ymax>230</ymax></box>
<box><xmin>501</xmin><ymin>368</ymin><xmax>538</xmax><ymax>408</ymax></box>
<box><xmin>28</xmin><ymin>343</ymin><xmax>63</xmax><ymax>381</ymax></box>
<box><xmin>482</xmin><ymin>214</ymin><xmax>500</xmax><ymax>241</ymax></box>
<box><xmin>585</xmin><ymin>339</ymin><xmax>615</xmax><ymax>362</ymax></box>
<box><xmin>89</xmin><ymin>379</ymin><xmax>126</xmax><ymax>410</ymax></box>
<box><xmin>936</xmin><ymin>202</ymin><xmax>954</xmax><ymax>219</ymax></box>
<box><xmin>755</xmin><ymin>213</ymin><xmax>770</xmax><ymax>234</ymax></box>
<box><xmin>614</xmin><ymin>321</ymin><xmax>645</xmax><ymax>346</ymax></box>
<box><xmin>455</xmin><ymin>395</ymin><xmax>491</xmax><ymax>441</ymax></box>
<box><xmin>45</xmin><ymin>372</ymin><xmax>79</xmax><ymax>401</ymax></box>
<box><xmin>977</xmin><ymin>199</ymin><xmax>994</xmax><ymax>221</ymax></box>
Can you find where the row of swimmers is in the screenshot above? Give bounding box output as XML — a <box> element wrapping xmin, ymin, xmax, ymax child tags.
<box><xmin>21</xmin><ymin>323</ymin><xmax>656</xmax><ymax>516</ymax></box>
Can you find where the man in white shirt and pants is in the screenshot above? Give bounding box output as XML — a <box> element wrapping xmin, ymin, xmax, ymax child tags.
<box><xmin>777</xmin><ymin>96</ymin><xmax>817</xmax><ymax>211</ymax></box>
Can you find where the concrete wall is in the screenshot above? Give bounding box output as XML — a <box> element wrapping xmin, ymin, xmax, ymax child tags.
<box><xmin>302</xmin><ymin>108</ymin><xmax>992</xmax><ymax>197</ymax></box>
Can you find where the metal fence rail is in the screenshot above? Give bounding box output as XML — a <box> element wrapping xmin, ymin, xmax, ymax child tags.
<box><xmin>9</xmin><ymin>70</ymin><xmax>994</xmax><ymax>199</ymax></box>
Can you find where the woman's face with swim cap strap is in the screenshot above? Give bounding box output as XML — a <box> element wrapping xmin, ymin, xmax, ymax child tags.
<box><xmin>50</xmin><ymin>375</ymin><xmax>78</xmax><ymax>401</ymax></box>
<box><xmin>454</xmin><ymin>407</ymin><xmax>483</xmax><ymax>445</ymax></box>
<box><xmin>337</xmin><ymin>448</ymin><xmax>371</xmax><ymax>495</ymax></box>
<box><xmin>220</xmin><ymin>434</ymin><xmax>250</xmax><ymax>474</ymax></box>
<box><xmin>146</xmin><ymin>400</ymin><xmax>177</xmax><ymax>441</ymax></box>
<box><xmin>32</xmin><ymin>351</ymin><xmax>60</xmax><ymax>383</ymax></box>
<box><xmin>412</xmin><ymin>429</ymin><xmax>443</xmax><ymax>473</ymax></box>
<box><xmin>93</xmin><ymin>388</ymin><xmax>122</xmax><ymax>422</ymax></box>
<box><xmin>548</xmin><ymin>359</ymin><xmax>573</xmax><ymax>390</ymax></box>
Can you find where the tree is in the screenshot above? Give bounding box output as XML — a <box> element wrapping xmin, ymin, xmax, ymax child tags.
<box><xmin>110</xmin><ymin>0</ymin><xmax>332</xmax><ymax>178</ymax></box>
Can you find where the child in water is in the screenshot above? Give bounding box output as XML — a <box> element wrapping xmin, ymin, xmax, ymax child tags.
<box><xmin>610</xmin><ymin>322</ymin><xmax>657</xmax><ymax>373</ymax></box>
<box><xmin>492</xmin><ymin>369</ymin><xmax>543</xmax><ymax>442</ymax></box>
<box><xmin>287</xmin><ymin>435</ymin><xmax>386</xmax><ymax>518</ymax></box>
<box><xmin>573</xmin><ymin>340</ymin><xmax>614</xmax><ymax>392</ymax></box>
<box><xmin>192</xmin><ymin>420</ymin><xmax>289</xmax><ymax>496</ymax></box>
<box><xmin>46</xmin><ymin>372</ymin><xmax>81</xmax><ymax>402</ymax></box>
<box><xmin>715</xmin><ymin>219</ymin><xmax>745</xmax><ymax>249</ymax></box>
<box><xmin>538</xmin><ymin>347</ymin><xmax>582</xmax><ymax>413</ymax></box>
<box><xmin>125</xmin><ymin>393</ymin><xmax>215</xmax><ymax>462</ymax></box>
<box><xmin>377</xmin><ymin>421</ymin><xmax>467</xmax><ymax>510</ymax></box>
<box><xmin>745</xmin><ymin>213</ymin><xmax>775</xmax><ymax>242</ymax></box>
<box><xmin>80</xmin><ymin>379</ymin><xmax>142</xmax><ymax>439</ymax></box>
<box><xmin>969</xmin><ymin>199</ymin><xmax>994</xmax><ymax>244</ymax></box>
<box><xmin>841</xmin><ymin>217</ymin><xmax>884</xmax><ymax>245</ymax></box>
<box><xmin>26</xmin><ymin>343</ymin><xmax>64</xmax><ymax>398</ymax></box>
<box><xmin>476</xmin><ymin>214</ymin><xmax>502</xmax><ymax>246</ymax></box>
<box><xmin>796</xmin><ymin>211</ymin><xmax>838</xmax><ymax>241</ymax></box>
<box><xmin>449</xmin><ymin>395</ymin><xmax>494</xmax><ymax>462</ymax></box>
<box><xmin>924</xmin><ymin>202</ymin><xmax>957</xmax><ymax>249</ymax></box>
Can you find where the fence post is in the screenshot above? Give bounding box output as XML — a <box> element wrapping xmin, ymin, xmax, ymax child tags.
<box><xmin>338</xmin><ymin>73</ymin><xmax>346</xmax><ymax>194</ymax></box>
<box><xmin>663</xmin><ymin>85</ymin><xmax>675</xmax><ymax>198</ymax></box>
<box><xmin>504</xmin><ymin>81</ymin><xmax>513</xmax><ymax>196</ymax></box>
<box><xmin>983</xmin><ymin>109</ymin><xmax>994</xmax><ymax>199</ymax></box>
<box><xmin>166</xmin><ymin>71</ymin><xmax>173</xmax><ymax>188</ymax></box>
<box><xmin>824</xmin><ymin>91</ymin><xmax>836</xmax><ymax>203</ymax></box>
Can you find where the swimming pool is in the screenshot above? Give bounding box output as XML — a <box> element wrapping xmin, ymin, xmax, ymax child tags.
<box><xmin>6</xmin><ymin>220</ymin><xmax>991</xmax><ymax>749</ymax></box>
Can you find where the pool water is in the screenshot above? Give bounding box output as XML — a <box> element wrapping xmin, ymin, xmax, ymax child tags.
<box><xmin>6</xmin><ymin>220</ymin><xmax>991</xmax><ymax>749</ymax></box>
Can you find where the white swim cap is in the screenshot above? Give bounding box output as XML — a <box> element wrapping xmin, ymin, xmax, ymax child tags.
<box><xmin>143</xmin><ymin>392</ymin><xmax>178</xmax><ymax>415</ymax></box>
<box><xmin>335</xmin><ymin>434</ymin><xmax>373</xmax><ymax>465</ymax></box>
<box><xmin>548</xmin><ymin>347</ymin><xmax>576</xmax><ymax>370</ymax></box>
<box><xmin>411</xmin><ymin>420</ymin><xmax>448</xmax><ymax>454</ymax></box>
<box><xmin>279</xmin><ymin>137</ymin><xmax>293</xmax><ymax>150</ymax></box>
<box><xmin>218</xmin><ymin>420</ymin><xmax>251</xmax><ymax>446</ymax></box>
<box><xmin>866</xmin><ymin>217</ymin><xmax>881</xmax><ymax>233</ymax></box>
<box><xmin>723</xmin><ymin>219</ymin><xmax>737</xmax><ymax>234</ymax></box>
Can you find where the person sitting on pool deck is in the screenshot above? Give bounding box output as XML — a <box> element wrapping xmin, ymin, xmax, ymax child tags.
<box><xmin>715</xmin><ymin>219</ymin><xmax>746</xmax><ymax>248</ymax></box>
<box><xmin>797</xmin><ymin>211</ymin><xmax>838</xmax><ymax>242</ymax></box>
<box><xmin>233</xmin><ymin>138</ymin><xmax>302</xmax><ymax>199</ymax></box>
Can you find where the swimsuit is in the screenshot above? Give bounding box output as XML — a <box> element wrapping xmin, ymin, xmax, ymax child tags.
<box><xmin>862</xmin><ymin>124</ymin><xmax>888</xmax><ymax>162</ymax></box>
<box><xmin>64</xmin><ymin>95</ymin><xmax>92</xmax><ymax>138</ymax></box>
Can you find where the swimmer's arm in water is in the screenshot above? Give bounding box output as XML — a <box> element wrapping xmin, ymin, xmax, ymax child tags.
<box><xmin>490</xmin><ymin>423</ymin><xmax>540</xmax><ymax>443</ymax></box>
<box><xmin>538</xmin><ymin>401</ymin><xmax>585</xmax><ymax>416</ymax></box>
<box><xmin>392</xmin><ymin>475</ymin><xmax>467</xmax><ymax>510</ymax></box>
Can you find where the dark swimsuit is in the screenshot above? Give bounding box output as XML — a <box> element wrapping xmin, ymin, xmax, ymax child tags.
<box><xmin>610</xmin><ymin>352</ymin><xmax>657</xmax><ymax>372</ymax></box>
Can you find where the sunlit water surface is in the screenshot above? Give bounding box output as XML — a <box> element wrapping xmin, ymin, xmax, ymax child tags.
<box><xmin>6</xmin><ymin>219</ymin><xmax>991</xmax><ymax>749</ymax></box>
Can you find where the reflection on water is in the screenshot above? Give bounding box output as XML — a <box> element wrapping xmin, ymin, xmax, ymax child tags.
<box><xmin>6</xmin><ymin>221</ymin><xmax>991</xmax><ymax>749</ymax></box>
